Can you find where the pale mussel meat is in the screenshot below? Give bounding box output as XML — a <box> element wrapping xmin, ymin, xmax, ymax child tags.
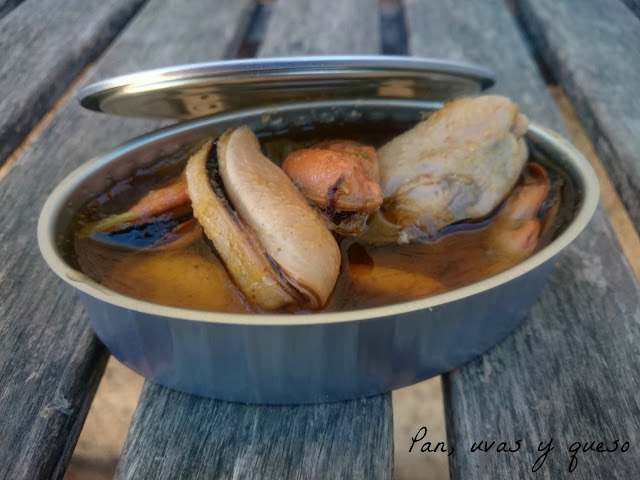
<box><xmin>186</xmin><ymin>127</ymin><xmax>341</xmax><ymax>311</ymax></box>
<box><xmin>76</xmin><ymin>95</ymin><xmax>552</xmax><ymax>313</ymax></box>
<box><xmin>363</xmin><ymin>95</ymin><xmax>530</xmax><ymax>243</ymax></box>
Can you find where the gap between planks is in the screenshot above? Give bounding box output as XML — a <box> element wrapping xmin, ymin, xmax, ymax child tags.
<box><xmin>0</xmin><ymin>60</ymin><xmax>100</xmax><ymax>183</ymax></box>
<box><xmin>549</xmin><ymin>86</ymin><xmax>640</xmax><ymax>281</ymax></box>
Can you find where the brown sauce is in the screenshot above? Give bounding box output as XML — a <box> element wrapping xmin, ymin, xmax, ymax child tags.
<box><xmin>66</xmin><ymin>122</ymin><xmax>571</xmax><ymax>314</ymax></box>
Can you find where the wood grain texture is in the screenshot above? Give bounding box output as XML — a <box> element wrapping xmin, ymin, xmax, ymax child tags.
<box><xmin>405</xmin><ymin>0</ymin><xmax>640</xmax><ymax>478</ymax></box>
<box><xmin>0</xmin><ymin>0</ymin><xmax>147</xmax><ymax>166</ymax></box>
<box><xmin>257</xmin><ymin>0</ymin><xmax>380</xmax><ymax>56</ymax></box>
<box><xmin>621</xmin><ymin>0</ymin><xmax>640</xmax><ymax>21</ymax></box>
<box><xmin>0</xmin><ymin>307</ymin><xmax>108</xmax><ymax>480</ymax></box>
<box><xmin>0</xmin><ymin>0</ymin><xmax>254</xmax><ymax>478</ymax></box>
<box><xmin>551</xmin><ymin>86</ymin><xmax>640</xmax><ymax>281</ymax></box>
<box><xmin>405</xmin><ymin>0</ymin><xmax>565</xmax><ymax>131</ymax></box>
<box><xmin>514</xmin><ymin>0</ymin><xmax>640</xmax><ymax>231</ymax></box>
<box><xmin>116</xmin><ymin>2</ymin><xmax>393</xmax><ymax>478</ymax></box>
<box><xmin>0</xmin><ymin>0</ymin><xmax>24</xmax><ymax>19</ymax></box>
<box><xmin>116</xmin><ymin>384</ymin><xmax>393</xmax><ymax>479</ymax></box>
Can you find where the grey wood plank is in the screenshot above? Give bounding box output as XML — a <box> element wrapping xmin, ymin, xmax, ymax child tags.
<box><xmin>116</xmin><ymin>2</ymin><xmax>393</xmax><ymax>479</ymax></box>
<box><xmin>0</xmin><ymin>0</ymin><xmax>254</xmax><ymax>478</ymax></box>
<box><xmin>258</xmin><ymin>0</ymin><xmax>380</xmax><ymax>56</ymax></box>
<box><xmin>621</xmin><ymin>0</ymin><xmax>640</xmax><ymax>21</ymax></box>
<box><xmin>405</xmin><ymin>0</ymin><xmax>640</xmax><ymax>478</ymax></box>
<box><xmin>515</xmin><ymin>0</ymin><xmax>640</xmax><ymax>230</ymax></box>
<box><xmin>0</xmin><ymin>0</ymin><xmax>147</xmax><ymax>166</ymax></box>
<box><xmin>0</xmin><ymin>0</ymin><xmax>24</xmax><ymax>19</ymax></box>
<box><xmin>0</xmin><ymin>308</ymin><xmax>108</xmax><ymax>480</ymax></box>
<box><xmin>405</xmin><ymin>0</ymin><xmax>565</xmax><ymax>132</ymax></box>
<box><xmin>116</xmin><ymin>384</ymin><xmax>393</xmax><ymax>479</ymax></box>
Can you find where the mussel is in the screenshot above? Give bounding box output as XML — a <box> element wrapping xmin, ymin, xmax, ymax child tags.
<box><xmin>186</xmin><ymin>127</ymin><xmax>341</xmax><ymax>311</ymax></box>
<box><xmin>363</xmin><ymin>95</ymin><xmax>530</xmax><ymax>243</ymax></box>
<box><xmin>281</xmin><ymin>139</ymin><xmax>383</xmax><ymax>235</ymax></box>
<box><xmin>77</xmin><ymin>95</ymin><xmax>550</xmax><ymax>313</ymax></box>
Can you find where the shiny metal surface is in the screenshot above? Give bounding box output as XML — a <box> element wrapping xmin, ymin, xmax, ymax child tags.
<box><xmin>38</xmin><ymin>100</ymin><xmax>599</xmax><ymax>404</ymax></box>
<box><xmin>78</xmin><ymin>56</ymin><xmax>494</xmax><ymax>120</ymax></box>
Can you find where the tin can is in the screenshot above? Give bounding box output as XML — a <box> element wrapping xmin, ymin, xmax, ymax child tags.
<box><xmin>37</xmin><ymin>57</ymin><xmax>598</xmax><ymax>403</ymax></box>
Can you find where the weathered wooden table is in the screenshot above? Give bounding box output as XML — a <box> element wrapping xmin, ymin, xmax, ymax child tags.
<box><xmin>1</xmin><ymin>0</ymin><xmax>638</xmax><ymax>478</ymax></box>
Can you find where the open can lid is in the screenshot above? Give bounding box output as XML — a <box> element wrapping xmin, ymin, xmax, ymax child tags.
<box><xmin>78</xmin><ymin>56</ymin><xmax>494</xmax><ymax>120</ymax></box>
